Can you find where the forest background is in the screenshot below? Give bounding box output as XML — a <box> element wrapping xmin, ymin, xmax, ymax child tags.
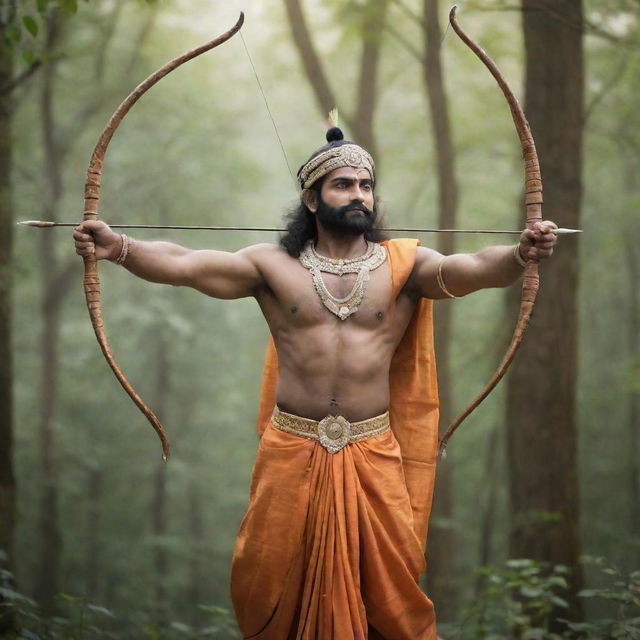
<box><xmin>0</xmin><ymin>0</ymin><xmax>638</xmax><ymax>637</ymax></box>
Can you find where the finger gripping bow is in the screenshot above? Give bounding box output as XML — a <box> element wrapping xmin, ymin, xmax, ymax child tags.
<box><xmin>438</xmin><ymin>7</ymin><xmax>543</xmax><ymax>455</ymax></box>
<box><xmin>82</xmin><ymin>13</ymin><xmax>245</xmax><ymax>461</ymax></box>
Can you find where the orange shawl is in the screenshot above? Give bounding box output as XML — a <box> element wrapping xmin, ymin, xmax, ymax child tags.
<box><xmin>232</xmin><ymin>239</ymin><xmax>439</xmax><ymax>639</ymax></box>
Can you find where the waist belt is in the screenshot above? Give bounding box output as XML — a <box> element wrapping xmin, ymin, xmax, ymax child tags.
<box><xmin>271</xmin><ymin>407</ymin><xmax>390</xmax><ymax>454</ymax></box>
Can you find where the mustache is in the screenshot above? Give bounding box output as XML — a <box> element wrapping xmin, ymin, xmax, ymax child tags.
<box><xmin>337</xmin><ymin>202</ymin><xmax>373</xmax><ymax>216</ymax></box>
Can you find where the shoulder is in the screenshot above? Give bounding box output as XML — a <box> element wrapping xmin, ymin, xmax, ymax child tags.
<box><xmin>411</xmin><ymin>246</ymin><xmax>444</xmax><ymax>276</ymax></box>
<box><xmin>236</xmin><ymin>242</ymin><xmax>297</xmax><ymax>270</ymax></box>
<box><xmin>236</xmin><ymin>242</ymin><xmax>285</xmax><ymax>260</ymax></box>
<box><xmin>403</xmin><ymin>245</ymin><xmax>445</xmax><ymax>299</ymax></box>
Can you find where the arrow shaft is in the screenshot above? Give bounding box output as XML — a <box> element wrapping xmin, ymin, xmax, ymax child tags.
<box><xmin>18</xmin><ymin>221</ymin><xmax>582</xmax><ymax>235</ymax></box>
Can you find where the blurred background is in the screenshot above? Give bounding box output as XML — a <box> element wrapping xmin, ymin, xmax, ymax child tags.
<box><xmin>1</xmin><ymin>0</ymin><xmax>638</xmax><ymax>636</ymax></box>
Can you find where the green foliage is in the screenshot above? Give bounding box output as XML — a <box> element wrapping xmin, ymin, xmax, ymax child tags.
<box><xmin>0</xmin><ymin>561</ymin><xmax>241</xmax><ymax>639</ymax></box>
<box><xmin>562</xmin><ymin>557</ymin><xmax>640</xmax><ymax>639</ymax></box>
<box><xmin>439</xmin><ymin>557</ymin><xmax>640</xmax><ymax>640</ymax></box>
<box><xmin>442</xmin><ymin>559</ymin><xmax>570</xmax><ymax>639</ymax></box>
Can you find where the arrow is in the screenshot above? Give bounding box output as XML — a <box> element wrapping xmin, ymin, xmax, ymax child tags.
<box><xmin>18</xmin><ymin>221</ymin><xmax>582</xmax><ymax>235</ymax></box>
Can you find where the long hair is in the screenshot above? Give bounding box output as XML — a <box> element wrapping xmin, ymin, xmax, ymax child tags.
<box><xmin>279</xmin><ymin>181</ymin><xmax>388</xmax><ymax>257</ymax></box>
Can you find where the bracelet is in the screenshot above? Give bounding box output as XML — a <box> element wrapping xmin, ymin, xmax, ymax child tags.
<box><xmin>513</xmin><ymin>243</ymin><xmax>527</xmax><ymax>268</ymax></box>
<box><xmin>436</xmin><ymin>256</ymin><xmax>457</xmax><ymax>299</ymax></box>
<box><xmin>114</xmin><ymin>234</ymin><xmax>130</xmax><ymax>265</ymax></box>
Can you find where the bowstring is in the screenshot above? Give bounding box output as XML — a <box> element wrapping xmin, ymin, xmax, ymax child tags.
<box><xmin>441</xmin><ymin>3</ymin><xmax>460</xmax><ymax>47</ymax></box>
<box><xmin>239</xmin><ymin>30</ymin><xmax>297</xmax><ymax>188</ymax></box>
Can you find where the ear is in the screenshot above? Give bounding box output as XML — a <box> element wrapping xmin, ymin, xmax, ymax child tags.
<box><xmin>302</xmin><ymin>188</ymin><xmax>318</xmax><ymax>213</ymax></box>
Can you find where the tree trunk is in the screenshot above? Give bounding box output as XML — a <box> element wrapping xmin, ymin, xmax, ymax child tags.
<box><xmin>421</xmin><ymin>0</ymin><xmax>459</xmax><ymax>622</ymax></box>
<box><xmin>0</xmin><ymin>23</ymin><xmax>18</xmax><ymax>638</ymax></box>
<box><xmin>282</xmin><ymin>0</ymin><xmax>336</xmax><ymax>117</ymax></box>
<box><xmin>0</xmin><ymin>27</ymin><xmax>15</xmax><ymax>572</ymax></box>
<box><xmin>188</xmin><ymin>484</ymin><xmax>204</xmax><ymax>623</ymax></box>
<box><xmin>475</xmin><ymin>423</ymin><xmax>502</xmax><ymax>594</ymax></box>
<box><xmin>621</xmin><ymin>150</ymin><xmax>640</xmax><ymax>557</ymax></box>
<box><xmin>625</xmin><ymin>240</ymin><xmax>640</xmax><ymax>548</ymax></box>
<box><xmin>85</xmin><ymin>467</ymin><xmax>103</xmax><ymax>596</ymax></box>
<box><xmin>350</xmin><ymin>0</ymin><xmax>389</xmax><ymax>159</ymax></box>
<box><xmin>282</xmin><ymin>0</ymin><xmax>387</xmax><ymax>159</ymax></box>
<box><xmin>34</xmin><ymin>16</ymin><xmax>66</xmax><ymax>610</ymax></box>
<box><xmin>507</xmin><ymin>0</ymin><xmax>584</xmax><ymax>626</ymax></box>
<box><xmin>151</xmin><ymin>332</ymin><xmax>170</xmax><ymax>612</ymax></box>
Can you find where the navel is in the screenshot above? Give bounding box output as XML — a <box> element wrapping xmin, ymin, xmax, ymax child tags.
<box><xmin>290</xmin><ymin>306</ymin><xmax>298</xmax><ymax>314</ymax></box>
<box><xmin>376</xmin><ymin>311</ymin><xmax>384</xmax><ymax>320</ymax></box>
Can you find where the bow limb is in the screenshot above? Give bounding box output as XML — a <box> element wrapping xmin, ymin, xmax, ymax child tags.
<box><xmin>438</xmin><ymin>7</ymin><xmax>543</xmax><ymax>455</ymax></box>
<box><xmin>82</xmin><ymin>13</ymin><xmax>245</xmax><ymax>461</ymax></box>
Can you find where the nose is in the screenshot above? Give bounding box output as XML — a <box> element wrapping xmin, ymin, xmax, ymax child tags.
<box><xmin>351</xmin><ymin>184</ymin><xmax>365</xmax><ymax>202</ymax></box>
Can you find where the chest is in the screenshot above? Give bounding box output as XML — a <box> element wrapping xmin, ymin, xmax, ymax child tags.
<box><xmin>260</xmin><ymin>254</ymin><xmax>394</xmax><ymax>329</ymax></box>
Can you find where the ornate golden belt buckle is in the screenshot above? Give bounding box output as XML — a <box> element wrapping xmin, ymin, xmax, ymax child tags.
<box><xmin>317</xmin><ymin>415</ymin><xmax>351</xmax><ymax>454</ymax></box>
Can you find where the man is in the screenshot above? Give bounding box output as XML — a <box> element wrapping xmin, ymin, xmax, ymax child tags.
<box><xmin>73</xmin><ymin>127</ymin><xmax>556</xmax><ymax>639</ymax></box>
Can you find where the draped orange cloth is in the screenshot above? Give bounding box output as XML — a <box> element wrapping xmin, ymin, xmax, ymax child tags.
<box><xmin>231</xmin><ymin>239</ymin><xmax>440</xmax><ymax>639</ymax></box>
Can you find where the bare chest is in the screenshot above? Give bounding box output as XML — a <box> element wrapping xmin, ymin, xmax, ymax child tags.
<box><xmin>258</xmin><ymin>252</ymin><xmax>395</xmax><ymax>330</ymax></box>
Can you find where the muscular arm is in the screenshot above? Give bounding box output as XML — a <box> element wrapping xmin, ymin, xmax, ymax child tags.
<box><xmin>73</xmin><ymin>220</ymin><xmax>267</xmax><ymax>299</ymax></box>
<box><xmin>407</xmin><ymin>221</ymin><xmax>557</xmax><ymax>299</ymax></box>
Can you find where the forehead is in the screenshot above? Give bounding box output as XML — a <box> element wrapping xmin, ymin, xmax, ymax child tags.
<box><xmin>324</xmin><ymin>166</ymin><xmax>373</xmax><ymax>182</ymax></box>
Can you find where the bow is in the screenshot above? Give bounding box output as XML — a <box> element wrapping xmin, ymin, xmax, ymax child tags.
<box><xmin>82</xmin><ymin>13</ymin><xmax>245</xmax><ymax>461</ymax></box>
<box><xmin>438</xmin><ymin>7</ymin><xmax>543</xmax><ymax>455</ymax></box>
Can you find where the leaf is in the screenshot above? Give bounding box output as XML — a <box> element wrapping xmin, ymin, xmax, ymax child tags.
<box><xmin>37</xmin><ymin>0</ymin><xmax>49</xmax><ymax>12</ymax></box>
<box><xmin>57</xmin><ymin>592</ymin><xmax>84</xmax><ymax>603</ymax></box>
<box><xmin>59</xmin><ymin>0</ymin><xmax>78</xmax><ymax>13</ymax></box>
<box><xmin>23</xmin><ymin>16</ymin><xmax>39</xmax><ymax>37</ymax></box>
<box><xmin>578</xmin><ymin>589</ymin><xmax>600</xmax><ymax>598</ymax></box>
<box><xmin>550</xmin><ymin>595</ymin><xmax>570</xmax><ymax>608</ymax></box>
<box><xmin>519</xmin><ymin>586</ymin><xmax>543</xmax><ymax>598</ymax></box>
<box><xmin>22</xmin><ymin>50</ymin><xmax>36</xmax><ymax>65</ymax></box>
<box><xmin>87</xmin><ymin>604</ymin><xmax>115</xmax><ymax>618</ymax></box>
<box><xmin>0</xmin><ymin>586</ymin><xmax>37</xmax><ymax>605</ymax></box>
<box><xmin>6</xmin><ymin>25</ymin><xmax>21</xmax><ymax>42</ymax></box>
<box><xmin>507</xmin><ymin>558</ymin><xmax>536</xmax><ymax>568</ymax></box>
<box><xmin>548</xmin><ymin>576</ymin><xmax>568</xmax><ymax>588</ymax></box>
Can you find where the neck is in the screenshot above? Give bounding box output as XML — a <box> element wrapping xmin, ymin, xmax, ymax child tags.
<box><xmin>314</xmin><ymin>226</ymin><xmax>368</xmax><ymax>259</ymax></box>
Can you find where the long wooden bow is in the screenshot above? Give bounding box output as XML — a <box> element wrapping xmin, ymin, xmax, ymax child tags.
<box><xmin>438</xmin><ymin>7</ymin><xmax>543</xmax><ymax>455</ymax></box>
<box><xmin>82</xmin><ymin>13</ymin><xmax>245</xmax><ymax>461</ymax></box>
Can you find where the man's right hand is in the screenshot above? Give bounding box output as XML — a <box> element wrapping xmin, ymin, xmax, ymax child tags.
<box><xmin>73</xmin><ymin>220</ymin><xmax>122</xmax><ymax>261</ymax></box>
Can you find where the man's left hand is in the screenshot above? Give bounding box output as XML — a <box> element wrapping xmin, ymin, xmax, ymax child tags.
<box><xmin>518</xmin><ymin>220</ymin><xmax>558</xmax><ymax>262</ymax></box>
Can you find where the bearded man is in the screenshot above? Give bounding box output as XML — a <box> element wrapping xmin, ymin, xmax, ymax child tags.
<box><xmin>73</xmin><ymin>127</ymin><xmax>557</xmax><ymax>639</ymax></box>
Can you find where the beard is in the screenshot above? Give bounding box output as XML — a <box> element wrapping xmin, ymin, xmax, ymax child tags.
<box><xmin>315</xmin><ymin>196</ymin><xmax>376</xmax><ymax>237</ymax></box>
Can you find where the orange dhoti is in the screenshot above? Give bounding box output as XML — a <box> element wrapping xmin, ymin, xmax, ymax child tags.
<box><xmin>231</xmin><ymin>418</ymin><xmax>436</xmax><ymax>639</ymax></box>
<box><xmin>231</xmin><ymin>239</ymin><xmax>440</xmax><ymax>639</ymax></box>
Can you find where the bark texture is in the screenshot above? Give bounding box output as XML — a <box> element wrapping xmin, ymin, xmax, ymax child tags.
<box><xmin>507</xmin><ymin>0</ymin><xmax>584</xmax><ymax>625</ymax></box>
<box><xmin>0</xmin><ymin>27</ymin><xmax>15</xmax><ymax>574</ymax></box>
<box><xmin>0</xmin><ymin>22</ymin><xmax>17</xmax><ymax>640</ymax></box>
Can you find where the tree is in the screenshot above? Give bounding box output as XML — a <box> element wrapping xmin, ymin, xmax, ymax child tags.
<box><xmin>506</xmin><ymin>0</ymin><xmax>584</xmax><ymax>627</ymax></box>
<box><xmin>421</xmin><ymin>0</ymin><xmax>460</xmax><ymax>621</ymax></box>
<box><xmin>282</xmin><ymin>0</ymin><xmax>389</xmax><ymax>159</ymax></box>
